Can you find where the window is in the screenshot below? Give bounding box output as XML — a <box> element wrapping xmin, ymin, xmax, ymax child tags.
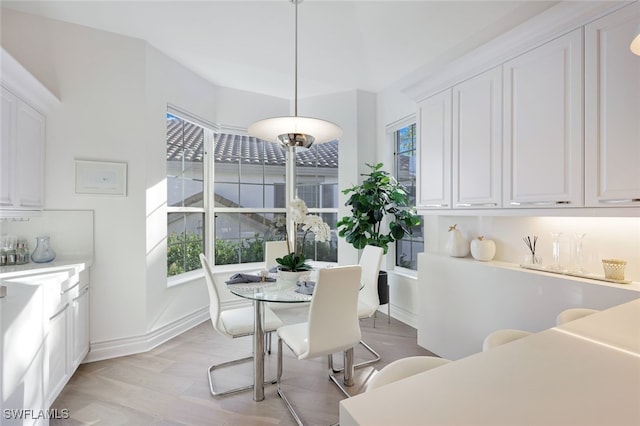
<box><xmin>213</xmin><ymin>134</ymin><xmax>339</xmax><ymax>265</ymax></box>
<box><xmin>166</xmin><ymin>109</ymin><xmax>339</xmax><ymax>277</ymax></box>
<box><xmin>166</xmin><ymin>113</ymin><xmax>207</xmax><ymax>276</ymax></box>
<box><xmin>393</xmin><ymin>121</ymin><xmax>423</xmax><ymax>270</ymax></box>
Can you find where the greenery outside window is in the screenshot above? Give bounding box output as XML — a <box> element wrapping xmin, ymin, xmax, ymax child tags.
<box><xmin>393</xmin><ymin>121</ymin><xmax>423</xmax><ymax>270</ymax></box>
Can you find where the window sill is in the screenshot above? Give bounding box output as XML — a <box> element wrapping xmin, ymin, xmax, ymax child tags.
<box><xmin>388</xmin><ymin>267</ymin><xmax>418</xmax><ymax>280</ymax></box>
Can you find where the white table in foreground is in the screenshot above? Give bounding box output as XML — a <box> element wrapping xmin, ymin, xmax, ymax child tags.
<box><xmin>340</xmin><ymin>300</ymin><xmax>640</xmax><ymax>426</ymax></box>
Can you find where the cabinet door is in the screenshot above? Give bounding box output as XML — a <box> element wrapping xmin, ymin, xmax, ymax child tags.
<box><xmin>452</xmin><ymin>66</ymin><xmax>502</xmax><ymax>208</ymax></box>
<box><xmin>417</xmin><ymin>89</ymin><xmax>452</xmax><ymax>209</ymax></box>
<box><xmin>503</xmin><ymin>29</ymin><xmax>583</xmax><ymax>208</ymax></box>
<box><xmin>585</xmin><ymin>3</ymin><xmax>640</xmax><ymax>207</ymax></box>
<box><xmin>1</xmin><ymin>87</ymin><xmax>17</xmax><ymax>207</ymax></box>
<box><xmin>71</xmin><ymin>285</ymin><xmax>90</xmax><ymax>369</ymax></box>
<box><xmin>15</xmin><ymin>99</ymin><xmax>45</xmax><ymax>209</ymax></box>
<box><xmin>45</xmin><ymin>302</ymin><xmax>70</xmax><ymax>407</ymax></box>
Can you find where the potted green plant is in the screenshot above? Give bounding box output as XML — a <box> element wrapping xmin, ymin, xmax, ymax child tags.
<box><xmin>337</xmin><ymin>163</ymin><xmax>421</xmax><ymax>303</ymax></box>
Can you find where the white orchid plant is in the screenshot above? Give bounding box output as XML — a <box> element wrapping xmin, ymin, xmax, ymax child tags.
<box><xmin>276</xmin><ymin>198</ymin><xmax>332</xmax><ymax>272</ymax></box>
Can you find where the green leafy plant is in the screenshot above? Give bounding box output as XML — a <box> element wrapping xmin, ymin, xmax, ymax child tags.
<box><xmin>337</xmin><ymin>162</ymin><xmax>421</xmax><ymax>254</ymax></box>
<box><xmin>275</xmin><ymin>252</ymin><xmax>313</xmax><ymax>272</ymax></box>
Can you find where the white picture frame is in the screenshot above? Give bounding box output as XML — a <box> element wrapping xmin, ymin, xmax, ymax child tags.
<box><xmin>75</xmin><ymin>160</ymin><xmax>127</xmax><ymax>196</ymax></box>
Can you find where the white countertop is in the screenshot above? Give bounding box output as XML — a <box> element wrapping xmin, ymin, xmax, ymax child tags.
<box><xmin>0</xmin><ymin>256</ymin><xmax>93</xmax><ymax>280</ymax></box>
<box><xmin>340</xmin><ymin>298</ymin><xmax>640</xmax><ymax>426</ymax></box>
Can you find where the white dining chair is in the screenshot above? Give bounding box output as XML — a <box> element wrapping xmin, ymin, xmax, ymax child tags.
<box><xmin>330</xmin><ymin>245</ymin><xmax>384</xmax><ymax>373</ymax></box>
<box><xmin>556</xmin><ymin>308</ymin><xmax>599</xmax><ymax>325</ymax></box>
<box><xmin>276</xmin><ymin>265</ymin><xmax>362</xmax><ymax>426</ymax></box>
<box><xmin>366</xmin><ymin>356</ymin><xmax>451</xmax><ymax>392</ymax></box>
<box><xmin>482</xmin><ymin>329</ymin><xmax>532</xmax><ymax>352</ymax></box>
<box><xmin>264</xmin><ymin>240</ymin><xmax>289</xmax><ymax>270</ymax></box>
<box><xmin>199</xmin><ymin>254</ymin><xmax>283</xmax><ymax>397</ymax></box>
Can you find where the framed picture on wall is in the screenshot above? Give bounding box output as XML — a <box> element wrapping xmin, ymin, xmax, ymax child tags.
<box><xmin>75</xmin><ymin>160</ymin><xmax>128</xmax><ymax>196</ymax></box>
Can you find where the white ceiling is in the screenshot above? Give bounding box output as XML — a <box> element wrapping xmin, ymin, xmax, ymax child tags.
<box><xmin>2</xmin><ymin>0</ymin><xmax>560</xmax><ymax>99</ymax></box>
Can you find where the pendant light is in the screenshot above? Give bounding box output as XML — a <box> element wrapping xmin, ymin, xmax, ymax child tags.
<box><xmin>631</xmin><ymin>32</ymin><xmax>640</xmax><ymax>56</ymax></box>
<box><xmin>248</xmin><ymin>0</ymin><xmax>342</xmax><ymax>148</ymax></box>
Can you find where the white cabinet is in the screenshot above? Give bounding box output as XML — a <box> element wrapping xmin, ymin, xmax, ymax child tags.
<box><xmin>0</xmin><ymin>86</ymin><xmax>46</xmax><ymax>213</ymax></box>
<box><xmin>70</xmin><ymin>272</ymin><xmax>90</xmax><ymax>370</ymax></box>
<box><xmin>417</xmin><ymin>89</ymin><xmax>452</xmax><ymax>209</ymax></box>
<box><xmin>452</xmin><ymin>66</ymin><xmax>502</xmax><ymax>209</ymax></box>
<box><xmin>1</xmin><ymin>283</ymin><xmax>45</xmax><ymax>426</ymax></box>
<box><xmin>585</xmin><ymin>2</ymin><xmax>640</xmax><ymax>207</ymax></box>
<box><xmin>503</xmin><ymin>29</ymin><xmax>583</xmax><ymax>208</ymax></box>
<box><xmin>1</xmin><ymin>48</ymin><xmax>58</xmax><ymax>218</ymax></box>
<box><xmin>1</xmin><ymin>264</ymin><xmax>90</xmax><ymax>423</ymax></box>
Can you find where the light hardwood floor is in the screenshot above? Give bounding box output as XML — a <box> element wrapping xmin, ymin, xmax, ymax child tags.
<box><xmin>51</xmin><ymin>307</ymin><xmax>435</xmax><ymax>426</ymax></box>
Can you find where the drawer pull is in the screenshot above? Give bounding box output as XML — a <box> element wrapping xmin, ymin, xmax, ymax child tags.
<box><xmin>456</xmin><ymin>203</ymin><xmax>498</xmax><ymax>207</ymax></box>
<box><xmin>72</xmin><ymin>286</ymin><xmax>90</xmax><ymax>302</ymax></box>
<box><xmin>421</xmin><ymin>204</ymin><xmax>448</xmax><ymax>208</ymax></box>
<box><xmin>49</xmin><ymin>303</ymin><xmax>69</xmax><ymax>320</ymax></box>
<box><xmin>598</xmin><ymin>198</ymin><xmax>640</xmax><ymax>204</ymax></box>
<box><xmin>61</xmin><ymin>281</ymin><xmax>81</xmax><ymax>295</ymax></box>
<box><xmin>510</xmin><ymin>201</ymin><xmax>570</xmax><ymax>206</ymax></box>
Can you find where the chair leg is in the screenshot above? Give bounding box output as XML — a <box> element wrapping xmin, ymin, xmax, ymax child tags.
<box><xmin>208</xmin><ymin>332</ymin><xmax>278</xmax><ymax>397</ymax></box>
<box><xmin>277</xmin><ymin>337</ymin><xmax>304</xmax><ymax>426</ymax></box>
<box><xmin>329</xmin><ymin>339</ymin><xmax>381</xmax><ymax>373</ymax></box>
<box><xmin>328</xmin><ymin>348</ymin><xmax>355</xmax><ymax>398</ymax></box>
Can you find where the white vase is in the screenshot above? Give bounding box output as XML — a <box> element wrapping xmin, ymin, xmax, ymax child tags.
<box><xmin>446</xmin><ymin>224</ymin><xmax>469</xmax><ymax>257</ymax></box>
<box><xmin>278</xmin><ymin>269</ymin><xmax>310</xmax><ymax>282</ymax></box>
<box><xmin>470</xmin><ymin>236</ymin><xmax>496</xmax><ymax>261</ymax></box>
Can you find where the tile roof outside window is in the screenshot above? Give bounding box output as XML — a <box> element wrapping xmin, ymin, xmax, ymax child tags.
<box><xmin>166</xmin><ymin>117</ymin><xmax>338</xmax><ymax>167</ymax></box>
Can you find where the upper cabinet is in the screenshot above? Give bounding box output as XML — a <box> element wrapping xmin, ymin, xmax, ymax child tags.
<box><xmin>0</xmin><ymin>48</ymin><xmax>59</xmax><ymax>218</ymax></box>
<box><xmin>584</xmin><ymin>2</ymin><xmax>640</xmax><ymax>207</ymax></box>
<box><xmin>1</xmin><ymin>86</ymin><xmax>46</xmax><ymax>213</ymax></box>
<box><xmin>503</xmin><ymin>29</ymin><xmax>583</xmax><ymax>208</ymax></box>
<box><xmin>453</xmin><ymin>66</ymin><xmax>502</xmax><ymax>209</ymax></box>
<box><xmin>417</xmin><ymin>89</ymin><xmax>452</xmax><ymax>209</ymax></box>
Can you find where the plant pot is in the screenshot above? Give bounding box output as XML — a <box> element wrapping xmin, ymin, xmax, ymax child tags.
<box><xmin>378</xmin><ymin>271</ymin><xmax>389</xmax><ymax>305</ymax></box>
<box><xmin>278</xmin><ymin>269</ymin><xmax>310</xmax><ymax>282</ymax></box>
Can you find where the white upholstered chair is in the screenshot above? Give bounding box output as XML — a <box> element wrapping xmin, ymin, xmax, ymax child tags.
<box><xmin>556</xmin><ymin>308</ymin><xmax>599</xmax><ymax>325</ymax></box>
<box><xmin>277</xmin><ymin>265</ymin><xmax>362</xmax><ymax>425</ymax></box>
<box><xmin>264</xmin><ymin>240</ymin><xmax>289</xmax><ymax>270</ymax></box>
<box><xmin>482</xmin><ymin>329</ymin><xmax>532</xmax><ymax>352</ymax></box>
<box><xmin>366</xmin><ymin>356</ymin><xmax>451</xmax><ymax>392</ymax></box>
<box><xmin>199</xmin><ymin>254</ymin><xmax>283</xmax><ymax>396</ymax></box>
<box><xmin>330</xmin><ymin>245</ymin><xmax>384</xmax><ymax>373</ymax></box>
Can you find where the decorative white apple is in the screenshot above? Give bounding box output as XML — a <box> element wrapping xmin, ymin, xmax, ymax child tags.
<box><xmin>470</xmin><ymin>236</ymin><xmax>496</xmax><ymax>261</ymax></box>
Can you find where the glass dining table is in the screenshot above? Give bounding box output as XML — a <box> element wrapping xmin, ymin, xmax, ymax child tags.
<box><xmin>226</xmin><ymin>273</ymin><xmax>313</xmax><ymax>401</ymax></box>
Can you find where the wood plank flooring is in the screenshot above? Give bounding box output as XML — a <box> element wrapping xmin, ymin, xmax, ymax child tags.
<box><xmin>51</xmin><ymin>307</ymin><xmax>436</xmax><ymax>426</ymax></box>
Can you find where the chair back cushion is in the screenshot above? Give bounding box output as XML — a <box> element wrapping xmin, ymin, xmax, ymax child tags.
<box><xmin>305</xmin><ymin>265</ymin><xmax>362</xmax><ymax>358</ymax></box>
<box><xmin>199</xmin><ymin>254</ymin><xmax>224</xmax><ymax>334</ymax></box>
<box><xmin>264</xmin><ymin>240</ymin><xmax>289</xmax><ymax>269</ymax></box>
<box><xmin>367</xmin><ymin>356</ymin><xmax>451</xmax><ymax>391</ymax></box>
<box><xmin>358</xmin><ymin>245</ymin><xmax>384</xmax><ymax>315</ymax></box>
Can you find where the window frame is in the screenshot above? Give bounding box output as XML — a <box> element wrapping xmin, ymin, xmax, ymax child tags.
<box><xmin>386</xmin><ymin>114</ymin><xmax>423</xmax><ymax>273</ymax></box>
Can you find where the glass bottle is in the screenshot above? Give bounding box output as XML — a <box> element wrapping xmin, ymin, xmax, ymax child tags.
<box><xmin>31</xmin><ymin>236</ymin><xmax>56</xmax><ymax>263</ymax></box>
<box><xmin>550</xmin><ymin>232</ymin><xmax>563</xmax><ymax>271</ymax></box>
<box><xmin>572</xmin><ymin>233</ymin><xmax>586</xmax><ymax>273</ymax></box>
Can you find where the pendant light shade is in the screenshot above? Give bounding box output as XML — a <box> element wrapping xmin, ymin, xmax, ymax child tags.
<box><xmin>248</xmin><ymin>0</ymin><xmax>342</xmax><ymax>148</ymax></box>
<box><xmin>631</xmin><ymin>33</ymin><xmax>640</xmax><ymax>56</ymax></box>
<box><xmin>248</xmin><ymin>116</ymin><xmax>342</xmax><ymax>148</ymax></box>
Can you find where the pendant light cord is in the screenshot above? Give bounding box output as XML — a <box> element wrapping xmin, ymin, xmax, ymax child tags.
<box><xmin>293</xmin><ymin>0</ymin><xmax>299</xmax><ymax>117</ymax></box>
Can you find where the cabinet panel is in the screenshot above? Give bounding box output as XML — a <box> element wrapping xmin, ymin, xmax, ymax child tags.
<box><xmin>16</xmin><ymin>101</ymin><xmax>45</xmax><ymax>208</ymax></box>
<box><xmin>585</xmin><ymin>2</ymin><xmax>640</xmax><ymax>207</ymax></box>
<box><xmin>452</xmin><ymin>66</ymin><xmax>502</xmax><ymax>208</ymax></box>
<box><xmin>45</xmin><ymin>303</ymin><xmax>70</xmax><ymax>407</ymax></box>
<box><xmin>0</xmin><ymin>85</ymin><xmax>45</xmax><ymax>213</ymax></box>
<box><xmin>417</xmin><ymin>89</ymin><xmax>452</xmax><ymax>209</ymax></box>
<box><xmin>503</xmin><ymin>29</ymin><xmax>583</xmax><ymax>207</ymax></box>
<box><xmin>1</xmin><ymin>88</ymin><xmax>17</xmax><ymax>207</ymax></box>
<box><xmin>71</xmin><ymin>285</ymin><xmax>90</xmax><ymax>368</ymax></box>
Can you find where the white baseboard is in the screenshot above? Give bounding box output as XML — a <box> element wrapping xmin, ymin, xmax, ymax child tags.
<box><xmin>385</xmin><ymin>304</ymin><xmax>417</xmax><ymax>329</ymax></box>
<box><xmin>84</xmin><ymin>307</ymin><xmax>210</xmax><ymax>363</ymax></box>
